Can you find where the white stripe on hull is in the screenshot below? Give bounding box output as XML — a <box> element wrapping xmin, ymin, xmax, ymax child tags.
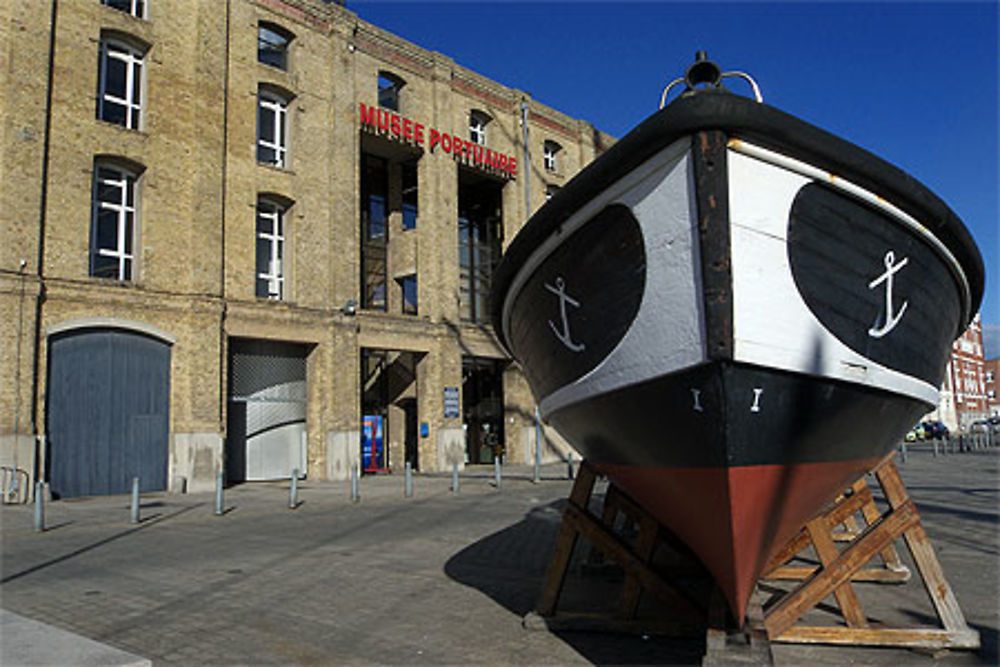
<box><xmin>727</xmin><ymin>145</ymin><xmax>939</xmax><ymax>406</ymax></box>
<box><xmin>530</xmin><ymin>140</ymin><xmax>708</xmax><ymax>419</ymax></box>
<box><xmin>514</xmin><ymin>138</ymin><xmax>942</xmax><ymax>418</ymax></box>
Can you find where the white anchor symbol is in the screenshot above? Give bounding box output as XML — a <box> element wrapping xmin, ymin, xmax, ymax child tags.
<box><xmin>868</xmin><ymin>250</ymin><xmax>909</xmax><ymax>339</ymax></box>
<box><xmin>545</xmin><ymin>276</ymin><xmax>585</xmax><ymax>352</ymax></box>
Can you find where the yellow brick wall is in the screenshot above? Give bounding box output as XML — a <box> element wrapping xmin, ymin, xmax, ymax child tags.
<box><xmin>1</xmin><ymin>0</ymin><xmax>610</xmax><ymax>494</ymax></box>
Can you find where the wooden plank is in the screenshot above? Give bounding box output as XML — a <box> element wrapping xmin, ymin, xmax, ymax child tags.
<box><xmin>875</xmin><ymin>460</ymin><xmax>973</xmax><ymax>633</ymax></box>
<box><xmin>564</xmin><ymin>503</ymin><xmax>705</xmax><ymax>620</ymax></box>
<box><xmin>765</xmin><ymin>565</ymin><xmax>909</xmax><ymax>583</ymax></box>
<box><xmin>620</xmin><ymin>512</ymin><xmax>659</xmax><ymax>619</ymax></box>
<box><xmin>765</xmin><ymin>501</ymin><xmax>918</xmax><ymax>638</ymax></box>
<box><xmin>772</xmin><ymin>626</ymin><xmax>980</xmax><ymax>649</ymax></box>
<box><xmin>535</xmin><ymin>465</ymin><xmax>596</xmax><ymax>617</ymax></box>
<box><xmin>762</xmin><ymin>485</ymin><xmax>874</xmax><ymax>577</ymax></box>
<box><xmin>805</xmin><ymin>516</ymin><xmax>867</xmax><ymax>628</ymax></box>
<box><xmin>857</xmin><ymin>474</ymin><xmax>908</xmax><ymax>571</ymax></box>
<box><xmin>903</xmin><ymin>522</ymin><xmax>972</xmax><ymax>633</ymax></box>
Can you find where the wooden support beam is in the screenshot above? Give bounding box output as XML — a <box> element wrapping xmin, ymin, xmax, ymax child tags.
<box><xmin>763</xmin><ymin>458</ymin><xmax>978</xmax><ymax>651</ymax></box>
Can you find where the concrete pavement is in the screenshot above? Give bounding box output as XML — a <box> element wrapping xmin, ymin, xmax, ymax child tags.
<box><xmin>1</xmin><ymin>453</ymin><xmax>997</xmax><ymax>665</ymax></box>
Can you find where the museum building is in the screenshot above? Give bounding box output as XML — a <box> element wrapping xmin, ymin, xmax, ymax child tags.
<box><xmin>0</xmin><ymin>0</ymin><xmax>613</xmax><ymax>498</ymax></box>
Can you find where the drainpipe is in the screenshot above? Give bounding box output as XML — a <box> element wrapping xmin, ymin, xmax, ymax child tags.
<box><xmin>29</xmin><ymin>0</ymin><xmax>60</xmax><ymax>493</ymax></box>
<box><xmin>218</xmin><ymin>0</ymin><xmax>232</xmax><ymax>444</ymax></box>
<box><xmin>521</xmin><ymin>99</ymin><xmax>541</xmax><ymax>481</ymax></box>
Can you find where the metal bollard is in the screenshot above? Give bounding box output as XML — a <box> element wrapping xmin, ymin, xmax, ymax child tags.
<box><xmin>34</xmin><ymin>481</ymin><xmax>45</xmax><ymax>532</ymax></box>
<box><xmin>350</xmin><ymin>462</ymin><xmax>360</xmax><ymax>503</ymax></box>
<box><xmin>567</xmin><ymin>452</ymin><xmax>575</xmax><ymax>480</ymax></box>
<box><xmin>494</xmin><ymin>456</ymin><xmax>502</xmax><ymax>491</ymax></box>
<box><xmin>933</xmin><ymin>439</ymin><xmax>938</xmax><ymax>457</ymax></box>
<box><xmin>215</xmin><ymin>470</ymin><xmax>225</xmax><ymax>516</ymax></box>
<box><xmin>130</xmin><ymin>477</ymin><xmax>140</xmax><ymax>524</ymax></box>
<box><xmin>289</xmin><ymin>469</ymin><xmax>299</xmax><ymax>509</ymax></box>
<box><xmin>451</xmin><ymin>461</ymin><xmax>459</xmax><ymax>494</ymax></box>
<box><xmin>533</xmin><ymin>406</ymin><xmax>541</xmax><ymax>484</ymax></box>
<box><xmin>404</xmin><ymin>461</ymin><xmax>413</xmax><ymax>498</ymax></box>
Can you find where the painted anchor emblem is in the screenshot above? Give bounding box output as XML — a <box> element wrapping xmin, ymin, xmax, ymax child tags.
<box><xmin>867</xmin><ymin>250</ymin><xmax>909</xmax><ymax>339</ymax></box>
<box><xmin>545</xmin><ymin>276</ymin><xmax>585</xmax><ymax>352</ymax></box>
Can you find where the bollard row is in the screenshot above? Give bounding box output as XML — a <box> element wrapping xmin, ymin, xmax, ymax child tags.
<box><xmin>30</xmin><ymin>454</ymin><xmax>594</xmax><ymax>531</ymax></box>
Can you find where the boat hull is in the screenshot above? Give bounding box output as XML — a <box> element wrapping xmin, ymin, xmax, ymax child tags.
<box><xmin>491</xmin><ymin>92</ymin><xmax>984</xmax><ymax>622</ymax></box>
<box><xmin>547</xmin><ymin>359</ymin><xmax>924</xmax><ymax>616</ymax></box>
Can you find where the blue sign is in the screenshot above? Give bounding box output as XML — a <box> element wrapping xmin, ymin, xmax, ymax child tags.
<box><xmin>443</xmin><ymin>387</ymin><xmax>460</xmax><ymax>419</ymax></box>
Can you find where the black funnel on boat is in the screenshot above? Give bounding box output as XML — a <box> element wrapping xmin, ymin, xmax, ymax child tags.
<box><xmin>685</xmin><ymin>51</ymin><xmax>722</xmax><ymax>89</ymax></box>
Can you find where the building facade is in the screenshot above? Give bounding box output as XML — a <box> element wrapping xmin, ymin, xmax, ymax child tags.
<box><xmin>984</xmin><ymin>356</ymin><xmax>999</xmax><ymax>419</ymax></box>
<box><xmin>932</xmin><ymin>313</ymin><xmax>989</xmax><ymax>431</ymax></box>
<box><xmin>1</xmin><ymin>0</ymin><xmax>613</xmax><ymax>498</ymax></box>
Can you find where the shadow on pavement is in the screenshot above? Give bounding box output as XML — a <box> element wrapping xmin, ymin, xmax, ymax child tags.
<box><xmin>444</xmin><ymin>498</ymin><xmax>706</xmax><ymax>665</ymax></box>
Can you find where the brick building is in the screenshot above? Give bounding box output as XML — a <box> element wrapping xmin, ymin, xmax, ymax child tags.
<box><xmin>985</xmin><ymin>356</ymin><xmax>999</xmax><ymax>419</ymax></box>
<box><xmin>932</xmin><ymin>313</ymin><xmax>990</xmax><ymax>431</ymax></box>
<box><xmin>0</xmin><ymin>0</ymin><xmax>613</xmax><ymax>498</ymax></box>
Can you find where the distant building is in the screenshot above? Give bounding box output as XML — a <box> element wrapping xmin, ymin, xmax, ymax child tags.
<box><xmin>985</xmin><ymin>356</ymin><xmax>999</xmax><ymax>418</ymax></box>
<box><xmin>933</xmin><ymin>313</ymin><xmax>989</xmax><ymax>430</ymax></box>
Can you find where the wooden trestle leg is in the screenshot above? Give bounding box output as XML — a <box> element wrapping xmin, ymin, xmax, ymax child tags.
<box><xmin>525</xmin><ymin>461</ymin><xmax>707</xmax><ymax>637</ymax></box>
<box><xmin>527</xmin><ymin>456</ymin><xmax>978</xmax><ymax>659</ymax></box>
<box><xmin>762</xmin><ymin>456</ymin><xmax>980</xmax><ymax>650</ymax></box>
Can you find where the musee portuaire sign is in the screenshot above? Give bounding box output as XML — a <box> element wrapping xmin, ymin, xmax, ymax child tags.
<box><xmin>359</xmin><ymin>103</ymin><xmax>518</xmax><ymax>179</ymax></box>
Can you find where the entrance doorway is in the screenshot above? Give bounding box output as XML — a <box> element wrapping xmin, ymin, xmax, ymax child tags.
<box><xmin>226</xmin><ymin>339</ymin><xmax>308</xmax><ymax>483</ymax></box>
<box><xmin>462</xmin><ymin>357</ymin><xmax>506</xmax><ymax>464</ymax></box>
<box><xmin>361</xmin><ymin>349</ymin><xmax>422</xmax><ymax>473</ymax></box>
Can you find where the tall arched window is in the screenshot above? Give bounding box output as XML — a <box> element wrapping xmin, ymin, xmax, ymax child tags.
<box><xmin>91</xmin><ymin>159</ymin><xmax>143</xmax><ymax>281</ymax></box>
<box><xmin>256</xmin><ymin>196</ymin><xmax>291</xmax><ymax>300</ymax></box>
<box><xmin>97</xmin><ymin>36</ymin><xmax>146</xmax><ymax>130</ymax></box>
<box><xmin>257</xmin><ymin>86</ymin><xmax>292</xmax><ymax>168</ymax></box>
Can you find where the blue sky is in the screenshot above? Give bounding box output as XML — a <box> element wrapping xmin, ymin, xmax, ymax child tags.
<box><xmin>353</xmin><ymin>1</ymin><xmax>999</xmax><ymax>350</ymax></box>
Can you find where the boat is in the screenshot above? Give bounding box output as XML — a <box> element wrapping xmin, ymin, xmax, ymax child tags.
<box><xmin>490</xmin><ymin>53</ymin><xmax>985</xmax><ymax>621</ymax></box>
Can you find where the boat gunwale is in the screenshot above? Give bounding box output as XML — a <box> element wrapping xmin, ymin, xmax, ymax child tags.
<box><xmin>491</xmin><ymin>90</ymin><xmax>985</xmax><ymax>351</ymax></box>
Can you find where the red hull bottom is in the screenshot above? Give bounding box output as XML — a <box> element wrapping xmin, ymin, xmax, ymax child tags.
<box><xmin>592</xmin><ymin>458</ymin><xmax>881</xmax><ymax>621</ymax></box>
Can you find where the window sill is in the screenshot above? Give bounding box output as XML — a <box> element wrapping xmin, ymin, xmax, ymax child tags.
<box><xmin>95</xmin><ymin>119</ymin><xmax>149</xmax><ymax>137</ymax></box>
<box><xmin>257</xmin><ymin>161</ymin><xmax>295</xmax><ymax>176</ymax></box>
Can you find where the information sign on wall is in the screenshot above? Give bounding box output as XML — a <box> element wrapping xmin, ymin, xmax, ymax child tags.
<box><xmin>443</xmin><ymin>387</ymin><xmax>460</xmax><ymax>419</ymax></box>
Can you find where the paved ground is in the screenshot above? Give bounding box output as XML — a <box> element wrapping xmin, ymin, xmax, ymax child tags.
<box><xmin>1</xmin><ymin>450</ymin><xmax>997</xmax><ymax>666</ymax></box>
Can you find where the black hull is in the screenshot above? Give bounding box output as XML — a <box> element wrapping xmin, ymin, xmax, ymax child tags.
<box><xmin>546</xmin><ymin>361</ymin><xmax>925</xmax><ymax>469</ymax></box>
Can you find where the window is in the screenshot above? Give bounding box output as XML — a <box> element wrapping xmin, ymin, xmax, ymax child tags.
<box><xmin>378</xmin><ymin>72</ymin><xmax>405</xmax><ymax>111</ymax></box>
<box><xmin>399</xmin><ymin>275</ymin><xmax>418</xmax><ymax>315</ymax></box>
<box><xmin>91</xmin><ymin>161</ymin><xmax>138</xmax><ymax>281</ymax></box>
<box><xmin>101</xmin><ymin>0</ymin><xmax>145</xmax><ymax>19</ymax></box>
<box><xmin>469</xmin><ymin>110</ymin><xmax>490</xmax><ymax>146</ymax></box>
<box><xmin>458</xmin><ymin>176</ymin><xmax>503</xmax><ymax>324</ymax></box>
<box><xmin>402</xmin><ymin>161</ymin><xmax>418</xmax><ymax>231</ymax></box>
<box><xmin>257</xmin><ymin>89</ymin><xmax>288</xmax><ymax>167</ymax></box>
<box><xmin>256</xmin><ymin>199</ymin><xmax>286</xmax><ymax>300</ymax></box>
<box><xmin>361</xmin><ymin>154</ymin><xmax>388</xmax><ymax>310</ymax></box>
<box><xmin>258</xmin><ymin>23</ymin><xmax>292</xmax><ymax>70</ymax></box>
<box><xmin>543</xmin><ymin>140</ymin><xmax>561</xmax><ymax>172</ymax></box>
<box><xmin>97</xmin><ymin>39</ymin><xmax>145</xmax><ymax>130</ymax></box>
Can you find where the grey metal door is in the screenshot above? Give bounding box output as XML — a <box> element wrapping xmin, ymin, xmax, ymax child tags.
<box><xmin>226</xmin><ymin>339</ymin><xmax>307</xmax><ymax>482</ymax></box>
<box><xmin>46</xmin><ymin>329</ymin><xmax>171</xmax><ymax>498</ymax></box>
